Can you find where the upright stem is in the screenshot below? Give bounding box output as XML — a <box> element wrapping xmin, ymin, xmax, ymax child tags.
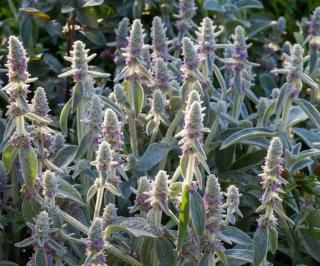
<box><xmin>127</xmin><ymin>81</ymin><xmax>139</xmax><ymax>157</ymax></box>
<box><xmin>76</xmin><ymin>101</ymin><xmax>85</xmax><ymax>144</ymax></box>
<box><xmin>94</xmin><ymin>178</ymin><xmax>104</xmax><ymax>218</ymax></box>
<box><xmin>231</xmin><ymin>92</ymin><xmax>244</xmax><ymax>120</ymax></box>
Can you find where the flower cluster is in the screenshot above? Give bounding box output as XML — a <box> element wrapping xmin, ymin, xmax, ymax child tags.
<box><xmin>151</xmin><ymin>16</ymin><xmax>169</xmax><ymax>61</ymax></box>
<box><xmin>102</xmin><ymin>109</ymin><xmax>123</xmax><ymax>151</ymax></box>
<box><xmin>129</xmin><ymin>176</ymin><xmax>152</xmax><ymax>216</ymax></box>
<box><xmin>85</xmin><ymin>218</ymin><xmax>106</xmax><ymax>265</ymax></box>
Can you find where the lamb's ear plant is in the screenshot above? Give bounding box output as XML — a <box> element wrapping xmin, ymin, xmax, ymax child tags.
<box><xmin>2</xmin><ymin>3</ymin><xmax>320</xmax><ymax>266</ymax></box>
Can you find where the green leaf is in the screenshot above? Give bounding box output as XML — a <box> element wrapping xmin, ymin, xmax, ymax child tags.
<box><xmin>140</xmin><ymin>238</ymin><xmax>156</xmax><ymax>266</ymax></box>
<box><xmin>57</xmin><ymin>177</ymin><xmax>83</xmax><ymax>205</ymax></box>
<box><xmin>75</xmin><ymin>132</ymin><xmax>97</xmax><ymax>159</ymax></box>
<box><xmin>35</xmin><ymin>250</ymin><xmax>48</xmax><ymax>266</ymax></box>
<box><xmin>177</xmin><ymin>184</ymin><xmax>190</xmax><ymax>251</ymax></box>
<box><xmin>60</xmin><ymin>98</ymin><xmax>72</xmax><ymax>137</ymax></box>
<box><xmin>105</xmin><ymin>217</ymin><xmax>160</xmax><ymax>239</ymax></box>
<box><xmin>133</xmin><ymin>82</ymin><xmax>144</xmax><ymax>115</ymax></box>
<box><xmin>15</xmin><ymin>237</ymin><xmax>34</xmax><ymax>248</ymax></box>
<box><xmin>80</xmin><ymin>0</ymin><xmax>104</xmax><ymax>7</ymax></box>
<box><xmin>22</xmin><ymin>197</ymin><xmax>40</xmax><ymax>222</ymax></box>
<box><xmin>2</xmin><ymin>144</ymin><xmax>19</xmax><ymax>172</ymax></box>
<box><xmin>298</xmin><ymin>229</ymin><xmax>320</xmax><ymax>262</ymax></box>
<box><xmin>275</xmin><ymin>83</ymin><xmax>290</xmax><ymax>115</ymax></box>
<box><xmin>0</xmin><ymin>261</ymin><xmax>20</xmax><ymax>266</ymax></box>
<box><xmin>99</xmin><ymin>95</ymin><xmax>126</xmax><ymax>121</ymax></box>
<box><xmin>230</xmin><ymin>149</ymin><xmax>266</xmax><ymax>171</ymax></box>
<box><xmin>203</xmin><ymin>1</ymin><xmax>223</xmax><ymax>12</ymax></box>
<box><xmin>294</xmin><ymin>98</ymin><xmax>320</xmax><ymax>129</ymax></box>
<box><xmin>156</xmin><ymin>238</ymin><xmax>176</xmax><ymax>266</ymax></box>
<box><xmin>47</xmin><ymin>239</ymin><xmax>66</xmax><ymax>256</ymax></box>
<box><xmin>221</xmin><ymin>128</ymin><xmax>274</xmax><ymax>149</ymax></box>
<box><xmin>215</xmin><ymin>145</ymin><xmax>235</xmax><ymax>171</ymax></box>
<box><xmin>180</xmin><ymin>154</ymin><xmax>188</xmax><ymax>178</ymax></box>
<box><xmin>76</xmin><ymin>8</ymin><xmax>98</xmax><ymax>28</ymax></box>
<box><xmin>262</xmin><ymin>100</ymin><xmax>276</xmax><ymax>127</ymax></box>
<box><xmin>236</xmin><ymin>0</ymin><xmax>263</xmax><ymax>9</ymax></box>
<box><xmin>268</xmin><ymin>227</ymin><xmax>278</xmax><ymax>254</ymax></box>
<box><xmin>19</xmin><ymin>147</ymin><xmax>38</xmax><ymax>187</ymax></box>
<box><xmin>53</xmin><ymin>145</ymin><xmax>77</xmax><ymax>168</ymax></box>
<box><xmin>224</xmin><ymin>249</ymin><xmax>253</xmax><ymax>263</ymax></box>
<box><xmin>136</xmin><ymin>143</ymin><xmax>169</xmax><ymax>172</ymax></box>
<box><xmin>221</xmin><ymin>226</ymin><xmax>253</xmax><ymax>247</ymax></box>
<box><xmin>253</xmin><ymin>227</ymin><xmax>268</xmax><ymax>266</ymax></box>
<box><xmin>72</xmin><ymin>83</ymin><xmax>83</xmax><ymax>112</ymax></box>
<box><xmin>190</xmin><ymin>190</ymin><xmax>205</xmax><ymax>237</ymax></box>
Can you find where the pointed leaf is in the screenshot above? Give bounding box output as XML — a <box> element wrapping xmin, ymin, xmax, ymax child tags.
<box><xmin>19</xmin><ymin>147</ymin><xmax>38</xmax><ymax>187</ymax></box>
<box><xmin>59</xmin><ymin>98</ymin><xmax>72</xmax><ymax>136</ymax></box>
<box><xmin>177</xmin><ymin>184</ymin><xmax>190</xmax><ymax>251</ymax></box>
<box><xmin>190</xmin><ymin>190</ymin><xmax>205</xmax><ymax>237</ymax></box>
<box><xmin>253</xmin><ymin>227</ymin><xmax>268</xmax><ymax>266</ymax></box>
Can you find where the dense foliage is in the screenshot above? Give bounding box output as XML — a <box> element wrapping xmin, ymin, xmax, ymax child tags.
<box><xmin>0</xmin><ymin>0</ymin><xmax>320</xmax><ymax>265</ymax></box>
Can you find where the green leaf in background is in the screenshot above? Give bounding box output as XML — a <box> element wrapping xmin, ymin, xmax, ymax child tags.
<box><xmin>156</xmin><ymin>238</ymin><xmax>176</xmax><ymax>266</ymax></box>
<box><xmin>136</xmin><ymin>143</ymin><xmax>170</xmax><ymax>172</ymax></box>
<box><xmin>294</xmin><ymin>98</ymin><xmax>320</xmax><ymax>129</ymax></box>
<box><xmin>230</xmin><ymin>149</ymin><xmax>266</xmax><ymax>171</ymax></box>
<box><xmin>268</xmin><ymin>227</ymin><xmax>278</xmax><ymax>254</ymax></box>
<box><xmin>133</xmin><ymin>82</ymin><xmax>144</xmax><ymax>116</ymax></box>
<box><xmin>221</xmin><ymin>128</ymin><xmax>275</xmax><ymax>149</ymax></box>
<box><xmin>221</xmin><ymin>226</ymin><xmax>253</xmax><ymax>247</ymax></box>
<box><xmin>53</xmin><ymin>145</ymin><xmax>77</xmax><ymax>168</ymax></box>
<box><xmin>22</xmin><ymin>197</ymin><xmax>41</xmax><ymax>223</ymax></box>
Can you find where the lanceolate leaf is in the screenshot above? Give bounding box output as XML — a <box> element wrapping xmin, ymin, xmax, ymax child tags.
<box><xmin>253</xmin><ymin>227</ymin><xmax>268</xmax><ymax>266</ymax></box>
<box><xmin>19</xmin><ymin>147</ymin><xmax>38</xmax><ymax>187</ymax></box>
<box><xmin>294</xmin><ymin>98</ymin><xmax>320</xmax><ymax>129</ymax></box>
<box><xmin>59</xmin><ymin>98</ymin><xmax>72</xmax><ymax>137</ymax></box>
<box><xmin>221</xmin><ymin>226</ymin><xmax>253</xmax><ymax>247</ymax></box>
<box><xmin>221</xmin><ymin>128</ymin><xmax>275</xmax><ymax>149</ymax></box>
<box><xmin>53</xmin><ymin>145</ymin><xmax>77</xmax><ymax>168</ymax></box>
<box><xmin>190</xmin><ymin>189</ymin><xmax>205</xmax><ymax>237</ymax></box>
<box><xmin>2</xmin><ymin>144</ymin><xmax>19</xmax><ymax>172</ymax></box>
<box><xmin>177</xmin><ymin>185</ymin><xmax>190</xmax><ymax>251</ymax></box>
<box><xmin>156</xmin><ymin>238</ymin><xmax>176</xmax><ymax>266</ymax></box>
<box><xmin>105</xmin><ymin>217</ymin><xmax>160</xmax><ymax>239</ymax></box>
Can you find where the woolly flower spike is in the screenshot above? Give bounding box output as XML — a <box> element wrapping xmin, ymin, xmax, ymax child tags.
<box><xmin>271</xmin><ymin>16</ymin><xmax>286</xmax><ymax>42</ymax></box>
<box><xmin>6</xmin><ymin>36</ymin><xmax>30</xmax><ymax>84</ymax></box>
<box><xmin>257</xmin><ymin>137</ymin><xmax>288</xmax><ymax>229</ymax></box>
<box><xmin>87</xmin><ymin>95</ymin><xmax>103</xmax><ymax>134</ymax></box>
<box><xmin>146</xmin><ymin>171</ymin><xmax>169</xmax><ymax>209</ymax></box>
<box><xmin>93</xmin><ymin>141</ymin><xmax>112</xmax><ymax>177</ymax></box>
<box><xmin>308</xmin><ymin>7</ymin><xmax>320</xmax><ymax>36</ymax></box>
<box><xmin>185</xmin><ymin>89</ymin><xmax>201</xmax><ymax>111</ymax></box>
<box><xmin>223</xmin><ymin>185</ymin><xmax>243</xmax><ymax>225</ymax></box>
<box><xmin>182</xmin><ymin>37</ymin><xmax>200</xmax><ymax>71</ymax></box>
<box><xmin>86</xmin><ymin>218</ymin><xmax>106</xmax><ymax>265</ymax></box>
<box><xmin>129</xmin><ymin>176</ymin><xmax>152</xmax><ymax>215</ymax></box>
<box><xmin>271</xmin><ymin>44</ymin><xmax>318</xmax><ymax>97</ymax></box>
<box><xmin>59</xmin><ymin>40</ymin><xmax>109</xmax><ymax>81</ymax></box>
<box><xmin>151</xmin><ymin>89</ymin><xmax>166</xmax><ymax>115</ymax></box>
<box><xmin>177</xmin><ymin>101</ymin><xmax>209</xmax><ymax>154</ymax></box>
<box><xmin>42</xmin><ymin>170</ymin><xmax>59</xmax><ymax>202</ymax></box>
<box><xmin>196</xmin><ymin>17</ymin><xmax>223</xmax><ymax>60</ymax></box>
<box><xmin>176</xmin><ymin>0</ymin><xmax>197</xmax><ymax>34</ymax></box>
<box><xmin>127</xmin><ymin>19</ymin><xmax>145</xmax><ymax>59</ymax></box>
<box><xmin>260</xmin><ymin>137</ymin><xmax>284</xmax><ymax>189</ymax></box>
<box><xmin>34</xmin><ymin>211</ymin><xmax>52</xmax><ymax>248</ymax></box>
<box><xmin>204</xmin><ymin>174</ymin><xmax>224</xmax><ymax>235</ymax></box>
<box><xmin>153</xmin><ymin>58</ymin><xmax>171</xmax><ymax>89</ymax></box>
<box><xmin>31</xmin><ymin>87</ymin><xmax>50</xmax><ymax>117</ymax></box>
<box><xmin>102</xmin><ymin>204</ymin><xmax>118</xmax><ymax>229</ymax></box>
<box><xmin>102</xmin><ymin>109</ymin><xmax>123</xmax><ymax>151</ymax></box>
<box><xmin>151</xmin><ymin>16</ymin><xmax>168</xmax><ymax>61</ymax></box>
<box><xmin>232</xmin><ymin>26</ymin><xmax>249</xmax><ymax>73</ymax></box>
<box><xmin>113</xmin><ymin>84</ymin><xmax>129</xmax><ymax>107</ymax></box>
<box><xmin>115</xmin><ymin>17</ymin><xmax>130</xmax><ymax>48</ymax></box>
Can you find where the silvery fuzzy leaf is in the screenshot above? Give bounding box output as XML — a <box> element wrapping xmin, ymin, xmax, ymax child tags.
<box><xmin>105</xmin><ymin>217</ymin><xmax>160</xmax><ymax>239</ymax></box>
<box><xmin>203</xmin><ymin>1</ymin><xmax>223</xmax><ymax>12</ymax></box>
<box><xmin>19</xmin><ymin>147</ymin><xmax>38</xmax><ymax>187</ymax></box>
<box><xmin>262</xmin><ymin>100</ymin><xmax>275</xmax><ymax>127</ymax></box>
<box><xmin>47</xmin><ymin>239</ymin><xmax>65</xmax><ymax>256</ymax></box>
<box><xmin>75</xmin><ymin>132</ymin><xmax>98</xmax><ymax>159</ymax></box>
<box><xmin>221</xmin><ymin>127</ymin><xmax>275</xmax><ymax>149</ymax></box>
<box><xmin>268</xmin><ymin>227</ymin><xmax>278</xmax><ymax>254</ymax></box>
<box><xmin>199</xmin><ymin>253</ymin><xmax>215</xmax><ymax>266</ymax></box>
<box><xmin>236</xmin><ymin>0</ymin><xmax>263</xmax><ymax>9</ymax></box>
<box><xmin>22</xmin><ymin>197</ymin><xmax>40</xmax><ymax>223</ymax></box>
<box><xmin>146</xmin><ymin>120</ymin><xmax>157</xmax><ymax>136</ymax></box>
<box><xmin>293</xmin><ymin>128</ymin><xmax>320</xmax><ymax>149</ymax></box>
<box><xmin>224</xmin><ymin>249</ymin><xmax>253</xmax><ymax>263</ymax></box>
<box><xmin>133</xmin><ymin>81</ymin><xmax>144</xmax><ymax>116</ymax></box>
<box><xmin>53</xmin><ymin>145</ymin><xmax>77</xmax><ymax>168</ymax></box>
<box><xmin>275</xmin><ymin>82</ymin><xmax>291</xmax><ymax>115</ymax></box>
<box><xmin>190</xmin><ymin>189</ymin><xmax>205</xmax><ymax>238</ymax></box>
<box><xmin>15</xmin><ymin>237</ymin><xmax>34</xmax><ymax>248</ymax></box>
<box><xmin>25</xmin><ymin>113</ymin><xmax>50</xmax><ymax>124</ymax></box>
<box><xmin>105</xmin><ymin>182</ymin><xmax>122</xmax><ymax>197</ymax></box>
<box><xmin>288</xmin><ymin>106</ymin><xmax>308</xmax><ymax>127</ymax></box>
<box><xmin>136</xmin><ymin>143</ymin><xmax>170</xmax><ymax>173</ymax></box>
<box><xmin>301</xmin><ymin>73</ymin><xmax>318</xmax><ymax>90</ymax></box>
<box><xmin>86</xmin><ymin>184</ymin><xmax>98</xmax><ymax>203</ymax></box>
<box><xmin>221</xmin><ymin>226</ymin><xmax>253</xmax><ymax>247</ymax></box>
<box><xmin>35</xmin><ymin>250</ymin><xmax>48</xmax><ymax>266</ymax></box>
<box><xmin>294</xmin><ymin>98</ymin><xmax>320</xmax><ymax>129</ymax></box>
<box><xmin>156</xmin><ymin>237</ymin><xmax>176</xmax><ymax>266</ymax></box>
<box><xmin>71</xmin><ymin>83</ymin><xmax>83</xmax><ymax>112</ymax></box>
<box><xmin>100</xmin><ymin>95</ymin><xmax>126</xmax><ymax>121</ymax></box>
<box><xmin>253</xmin><ymin>227</ymin><xmax>268</xmax><ymax>266</ymax></box>
<box><xmin>57</xmin><ymin>177</ymin><xmax>84</xmax><ymax>205</ymax></box>
<box><xmin>59</xmin><ymin>98</ymin><xmax>72</xmax><ymax>137</ymax></box>
<box><xmin>216</xmin><ymin>250</ymin><xmax>228</xmax><ymax>266</ymax></box>
<box><xmin>290</xmin><ymin>158</ymin><xmax>314</xmax><ymax>173</ymax></box>
<box><xmin>1</xmin><ymin>117</ymin><xmax>16</xmax><ymax>150</ymax></box>
<box><xmin>273</xmin><ymin>204</ymin><xmax>295</xmax><ymax>225</ymax></box>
